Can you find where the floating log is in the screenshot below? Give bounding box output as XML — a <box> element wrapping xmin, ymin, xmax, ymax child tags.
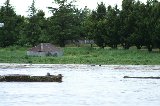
<box><xmin>0</xmin><ymin>73</ymin><xmax>63</xmax><ymax>82</ymax></box>
<box><xmin>124</xmin><ymin>76</ymin><xmax>160</xmax><ymax>79</ymax></box>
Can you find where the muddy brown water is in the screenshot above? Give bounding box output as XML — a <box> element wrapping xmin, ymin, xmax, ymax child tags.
<box><xmin>0</xmin><ymin>64</ymin><xmax>160</xmax><ymax>106</ymax></box>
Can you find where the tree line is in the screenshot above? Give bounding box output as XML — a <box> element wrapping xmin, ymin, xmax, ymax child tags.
<box><xmin>0</xmin><ymin>0</ymin><xmax>160</xmax><ymax>51</ymax></box>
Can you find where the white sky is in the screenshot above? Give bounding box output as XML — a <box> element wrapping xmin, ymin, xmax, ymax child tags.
<box><xmin>0</xmin><ymin>0</ymin><xmax>152</xmax><ymax>17</ymax></box>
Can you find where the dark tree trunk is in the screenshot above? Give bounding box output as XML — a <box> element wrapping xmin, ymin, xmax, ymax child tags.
<box><xmin>136</xmin><ymin>45</ymin><xmax>141</xmax><ymax>49</ymax></box>
<box><xmin>147</xmin><ymin>45</ymin><xmax>153</xmax><ymax>52</ymax></box>
<box><xmin>59</xmin><ymin>40</ymin><xmax>65</xmax><ymax>47</ymax></box>
<box><xmin>123</xmin><ymin>43</ymin><xmax>130</xmax><ymax>49</ymax></box>
<box><xmin>90</xmin><ymin>44</ymin><xmax>93</xmax><ymax>48</ymax></box>
<box><xmin>112</xmin><ymin>45</ymin><xmax>117</xmax><ymax>49</ymax></box>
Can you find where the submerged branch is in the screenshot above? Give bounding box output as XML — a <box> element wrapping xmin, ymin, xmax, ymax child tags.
<box><xmin>124</xmin><ymin>76</ymin><xmax>160</xmax><ymax>79</ymax></box>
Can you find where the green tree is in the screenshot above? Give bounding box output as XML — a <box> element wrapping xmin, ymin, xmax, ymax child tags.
<box><xmin>25</xmin><ymin>0</ymin><xmax>38</xmax><ymax>46</ymax></box>
<box><xmin>128</xmin><ymin>1</ymin><xmax>145</xmax><ymax>49</ymax></box>
<box><xmin>28</xmin><ymin>0</ymin><xmax>36</xmax><ymax>17</ymax></box>
<box><xmin>14</xmin><ymin>15</ymin><xmax>27</xmax><ymax>46</ymax></box>
<box><xmin>91</xmin><ymin>2</ymin><xmax>107</xmax><ymax>48</ymax></box>
<box><xmin>119</xmin><ymin>0</ymin><xmax>136</xmax><ymax>49</ymax></box>
<box><xmin>106</xmin><ymin>5</ymin><xmax>120</xmax><ymax>49</ymax></box>
<box><xmin>36</xmin><ymin>10</ymin><xmax>49</xmax><ymax>43</ymax></box>
<box><xmin>152</xmin><ymin>0</ymin><xmax>160</xmax><ymax>49</ymax></box>
<box><xmin>25</xmin><ymin>0</ymin><xmax>48</xmax><ymax>46</ymax></box>
<box><xmin>48</xmin><ymin>0</ymin><xmax>81</xmax><ymax>47</ymax></box>
<box><xmin>79</xmin><ymin>6</ymin><xmax>94</xmax><ymax>47</ymax></box>
<box><xmin>0</xmin><ymin>0</ymin><xmax>18</xmax><ymax>47</ymax></box>
<box><xmin>78</xmin><ymin>6</ymin><xmax>91</xmax><ymax>38</ymax></box>
<box><xmin>142</xmin><ymin>0</ymin><xmax>156</xmax><ymax>51</ymax></box>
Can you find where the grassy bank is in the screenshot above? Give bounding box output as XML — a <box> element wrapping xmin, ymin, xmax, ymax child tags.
<box><xmin>0</xmin><ymin>46</ymin><xmax>160</xmax><ymax>65</ymax></box>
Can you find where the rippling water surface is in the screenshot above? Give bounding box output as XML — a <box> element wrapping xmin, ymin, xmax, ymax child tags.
<box><xmin>0</xmin><ymin>64</ymin><xmax>160</xmax><ymax>106</ymax></box>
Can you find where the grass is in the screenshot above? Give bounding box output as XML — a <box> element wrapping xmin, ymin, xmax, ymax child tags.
<box><xmin>0</xmin><ymin>46</ymin><xmax>160</xmax><ymax>65</ymax></box>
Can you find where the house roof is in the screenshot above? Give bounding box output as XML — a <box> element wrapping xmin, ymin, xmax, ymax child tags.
<box><xmin>28</xmin><ymin>43</ymin><xmax>61</xmax><ymax>52</ymax></box>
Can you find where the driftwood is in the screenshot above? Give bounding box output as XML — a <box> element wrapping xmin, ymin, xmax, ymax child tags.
<box><xmin>0</xmin><ymin>73</ymin><xmax>63</xmax><ymax>82</ymax></box>
<box><xmin>124</xmin><ymin>76</ymin><xmax>160</xmax><ymax>79</ymax></box>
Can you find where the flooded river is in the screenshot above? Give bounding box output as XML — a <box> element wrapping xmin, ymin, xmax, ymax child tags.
<box><xmin>0</xmin><ymin>64</ymin><xmax>160</xmax><ymax>106</ymax></box>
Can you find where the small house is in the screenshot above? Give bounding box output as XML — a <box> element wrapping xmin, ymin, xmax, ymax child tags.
<box><xmin>27</xmin><ymin>43</ymin><xmax>63</xmax><ymax>57</ymax></box>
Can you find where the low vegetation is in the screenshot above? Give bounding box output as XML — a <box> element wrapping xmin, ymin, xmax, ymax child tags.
<box><xmin>0</xmin><ymin>46</ymin><xmax>159</xmax><ymax>65</ymax></box>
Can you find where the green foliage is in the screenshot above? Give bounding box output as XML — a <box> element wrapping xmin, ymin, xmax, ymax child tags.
<box><xmin>0</xmin><ymin>0</ymin><xmax>18</xmax><ymax>47</ymax></box>
<box><xmin>48</xmin><ymin>0</ymin><xmax>81</xmax><ymax>47</ymax></box>
<box><xmin>81</xmin><ymin>7</ymin><xmax>94</xmax><ymax>47</ymax></box>
<box><xmin>119</xmin><ymin>0</ymin><xmax>136</xmax><ymax>49</ymax></box>
<box><xmin>0</xmin><ymin>0</ymin><xmax>160</xmax><ymax>53</ymax></box>
<box><xmin>105</xmin><ymin>5</ymin><xmax>120</xmax><ymax>49</ymax></box>
<box><xmin>91</xmin><ymin>2</ymin><xmax>107</xmax><ymax>48</ymax></box>
<box><xmin>28</xmin><ymin>0</ymin><xmax>37</xmax><ymax>17</ymax></box>
<box><xmin>25</xmin><ymin>1</ymin><xmax>48</xmax><ymax>46</ymax></box>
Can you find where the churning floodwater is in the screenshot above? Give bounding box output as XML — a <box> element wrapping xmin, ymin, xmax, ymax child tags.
<box><xmin>0</xmin><ymin>64</ymin><xmax>160</xmax><ymax>106</ymax></box>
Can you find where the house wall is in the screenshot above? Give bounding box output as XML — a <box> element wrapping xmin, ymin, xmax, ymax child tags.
<box><xmin>27</xmin><ymin>51</ymin><xmax>63</xmax><ymax>57</ymax></box>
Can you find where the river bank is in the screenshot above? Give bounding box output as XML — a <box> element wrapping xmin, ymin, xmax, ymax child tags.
<box><xmin>0</xmin><ymin>47</ymin><xmax>160</xmax><ymax>65</ymax></box>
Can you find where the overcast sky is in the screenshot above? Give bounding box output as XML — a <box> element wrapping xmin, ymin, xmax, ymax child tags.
<box><xmin>0</xmin><ymin>0</ymin><xmax>152</xmax><ymax>17</ymax></box>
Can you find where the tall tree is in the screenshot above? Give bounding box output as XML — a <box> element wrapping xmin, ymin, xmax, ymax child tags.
<box><xmin>152</xmin><ymin>0</ymin><xmax>160</xmax><ymax>49</ymax></box>
<box><xmin>25</xmin><ymin>0</ymin><xmax>48</xmax><ymax>46</ymax></box>
<box><xmin>28</xmin><ymin>0</ymin><xmax>36</xmax><ymax>17</ymax></box>
<box><xmin>25</xmin><ymin>0</ymin><xmax>38</xmax><ymax>46</ymax></box>
<box><xmin>14</xmin><ymin>15</ymin><xmax>27</xmax><ymax>46</ymax></box>
<box><xmin>36</xmin><ymin>10</ymin><xmax>49</xmax><ymax>43</ymax></box>
<box><xmin>142</xmin><ymin>0</ymin><xmax>156</xmax><ymax>51</ymax></box>
<box><xmin>80</xmin><ymin>6</ymin><xmax>94</xmax><ymax>47</ymax></box>
<box><xmin>119</xmin><ymin>0</ymin><xmax>136</xmax><ymax>49</ymax></box>
<box><xmin>0</xmin><ymin>0</ymin><xmax>18</xmax><ymax>47</ymax></box>
<box><xmin>48</xmin><ymin>0</ymin><xmax>81</xmax><ymax>47</ymax></box>
<box><xmin>129</xmin><ymin>1</ymin><xmax>144</xmax><ymax>49</ymax></box>
<box><xmin>106</xmin><ymin>5</ymin><xmax>120</xmax><ymax>49</ymax></box>
<box><xmin>91</xmin><ymin>2</ymin><xmax>107</xmax><ymax>48</ymax></box>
